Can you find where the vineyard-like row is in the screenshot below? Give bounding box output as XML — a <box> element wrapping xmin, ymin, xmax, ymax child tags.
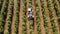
<box><xmin>0</xmin><ymin>0</ymin><xmax>60</xmax><ymax>34</ymax></box>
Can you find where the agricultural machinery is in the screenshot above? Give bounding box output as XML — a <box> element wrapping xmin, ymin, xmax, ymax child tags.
<box><xmin>28</xmin><ymin>8</ymin><xmax>34</xmax><ymax>20</ymax></box>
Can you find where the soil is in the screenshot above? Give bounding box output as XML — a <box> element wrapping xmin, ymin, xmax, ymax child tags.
<box><xmin>26</xmin><ymin>0</ymin><xmax>30</xmax><ymax>34</ymax></box>
<box><xmin>51</xmin><ymin>0</ymin><xmax>60</xmax><ymax>34</ymax></box>
<box><xmin>18</xmin><ymin>0</ymin><xmax>23</xmax><ymax>34</ymax></box>
<box><xmin>44</xmin><ymin>0</ymin><xmax>53</xmax><ymax>34</ymax></box>
<box><xmin>2</xmin><ymin>0</ymin><xmax>4</xmax><ymax>4</ymax></box>
<box><xmin>58</xmin><ymin>0</ymin><xmax>60</xmax><ymax>5</ymax></box>
<box><xmin>32</xmin><ymin>0</ymin><xmax>38</xmax><ymax>34</ymax></box>
<box><xmin>38</xmin><ymin>0</ymin><xmax>46</xmax><ymax>34</ymax></box>
<box><xmin>2</xmin><ymin>0</ymin><xmax>60</xmax><ymax>34</ymax></box>
<box><xmin>4</xmin><ymin>0</ymin><xmax>9</xmax><ymax>34</ymax></box>
<box><xmin>11</xmin><ymin>0</ymin><xmax>16</xmax><ymax>34</ymax></box>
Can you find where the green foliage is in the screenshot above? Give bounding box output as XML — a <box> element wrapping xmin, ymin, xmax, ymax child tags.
<box><xmin>28</xmin><ymin>0</ymin><xmax>34</xmax><ymax>34</ymax></box>
<box><xmin>35</xmin><ymin>0</ymin><xmax>41</xmax><ymax>34</ymax></box>
<box><xmin>14</xmin><ymin>0</ymin><xmax>19</xmax><ymax>34</ymax></box>
<box><xmin>0</xmin><ymin>0</ymin><xmax>2</xmax><ymax>11</ymax></box>
<box><xmin>0</xmin><ymin>0</ymin><xmax>8</xmax><ymax>33</ymax></box>
<box><xmin>53</xmin><ymin>0</ymin><xmax>60</xmax><ymax>25</ymax></box>
<box><xmin>29</xmin><ymin>20</ymin><xmax>34</xmax><ymax>34</ymax></box>
<box><xmin>0</xmin><ymin>0</ymin><xmax>1</xmax><ymax>5</ymax></box>
<box><xmin>29</xmin><ymin>0</ymin><xmax>32</xmax><ymax>8</ymax></box>
<box><xmin>5</xmin><ymin>31</ymin><xmax>9</xmax><ymax>34</ymax></box>
<box><xmin>41</xmin><ymin>0</ymin><xmax>50</xmax><ymax>34</ymax></box>
<box><xmin>0</xmin><ymin>0</ymin><xmax>59</xmax><ymax>34</ymax></box>
<box><xmin>4</xmin><ymin>0</ymin><xmax>14</xmax><ymax>34</ymax></box>
<box><xmin>22</xmin><ymin>0</ymin><xmax>26</xmax><ymax>34</ymax></box>
<box><xmin>47</xmin><ymin>0</ymin><xmax>58</xmax><ymax>34</ymax></box>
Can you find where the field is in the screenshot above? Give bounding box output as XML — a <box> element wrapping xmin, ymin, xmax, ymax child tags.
<box><xmin>0</xmin><ymin>0</ymin><xmax>60</xmax><ymax>34</ymax></box>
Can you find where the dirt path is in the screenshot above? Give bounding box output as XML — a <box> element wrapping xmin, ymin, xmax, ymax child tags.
<box><xmin>26</xmin><ymin>0</ymin><xmax>30</xmax><ymax>34</ymax></box>
<box><xmin>51</xmin><ymin>0</ymin><xmax>60</xmax><ymax>34</ymax></box>
<box><xmin>44</xmin><ymin>0</ymin><xmax>53</xmax><ymax>34</ymax></box>
<box><xmin>11</xmin><ymin>0</ymin><xmax>16</xmax><ymax>34</ymax></box>
<box><xmin>4</xmin><ymin>1</ymin><xmax>9</xmax><ymax>34</ymax></box>
<box><xmin>18</xmin><ymin>0</ymin><xmax>23</xmax><ymax>34</ymax></box>
<box><xmin>32</xmin><ymin>0</ymin><xmax>38</xmax><ymax>34</ymax></box>
<box><xmin>37</xmin><ymin>0</ymin><xmax>46</xmax><ymax>34</ymax></box>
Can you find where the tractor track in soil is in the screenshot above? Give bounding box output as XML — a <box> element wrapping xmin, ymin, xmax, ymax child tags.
<box><xmin>44</xmin><ymin>0</ymin><xmax>53</xmax><ymax>34</ymax></box>
<box><xmin>18</xmin><ymin>0</ymin><xmax>23</xmax><ymax>34</ymax></box>
<box><xmin>4</xmin><ymin>0</ymin><xmax>9</xmax><ymax>34</ymax></box>
<box><xmin>11</xmin><ymin>0</ymin><xmax>16</xmax><ymax>34</ymax></box>
<box><xmin>32</xmin><ymin>0</ymin><xmax>38</xmax><ymax>34</ymax></box>
<box><xmin>26</xmin><ymin>0</ymin><xmax>30</xmax><ymax>34</ymax></box>
<box><xmin>37</xmin><ymin>0</ymin><xmax>46</xmax><ymax>34</ymax></box>
<box><xmin>51</xmin><ymin>0</ymin><xmax>60</xmax><ymax>34</ymax></box>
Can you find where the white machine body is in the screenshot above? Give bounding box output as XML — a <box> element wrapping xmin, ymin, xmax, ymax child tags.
<box><xmin>28</xmin><ymin>8</ymin><xmax>34</xmax><ymax>20</ymax></box>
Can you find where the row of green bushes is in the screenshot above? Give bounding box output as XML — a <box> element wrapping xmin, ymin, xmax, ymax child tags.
<box><xmin>47</xmin><ymin>0</ymin><xmax>58</xmax><ymax>34</ymax></box>
<box><xmin>0</xmin><ymin>0</ymin><xmax>8</xmax><ymax>34</ymax></box>
<box><xmin>22</xmin><ymin>0</ymin><xmax>26</xmax><ymax>34</ymax></box>
<box><xmin>4</xmin><ymin>0</ymin><xmax>14</xmax><ymax>34</ymax></box>
<box><xmin>41</xmin><ymin>0</ymin><xmax>50</xmax><ymax>34</ymax></box>
<box><xmin>29</xmin><ymin>0</ymin><xmax>32</xmax><ymax>8</ymax></box>
<box><xmin>29</xmin><ymin>0</ymin><xmax>34</xmax><ymax>34</ymax></box>
<box><xmin>0</xmin><ymin>0</ymin><xmax>2</xmax><ymax>7</ymax></box>
<box><xmin>53</xmin><ymin>0</ymin><xmax>60</xmax><ymax>24</ymax></box>
<box><xmin>14</xmin><ymin>0</ymin><xmax>19</xmax><ymax>34</ymax></box>
<box><xmin>0</xmin><ymin>0</ymin><xmax>2</xmax><ymax>11</ymax></box>
<box><xmin>35</xmin><ymin>0</ymin><xmax>41</xmax><ymax>34</ymax></box>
